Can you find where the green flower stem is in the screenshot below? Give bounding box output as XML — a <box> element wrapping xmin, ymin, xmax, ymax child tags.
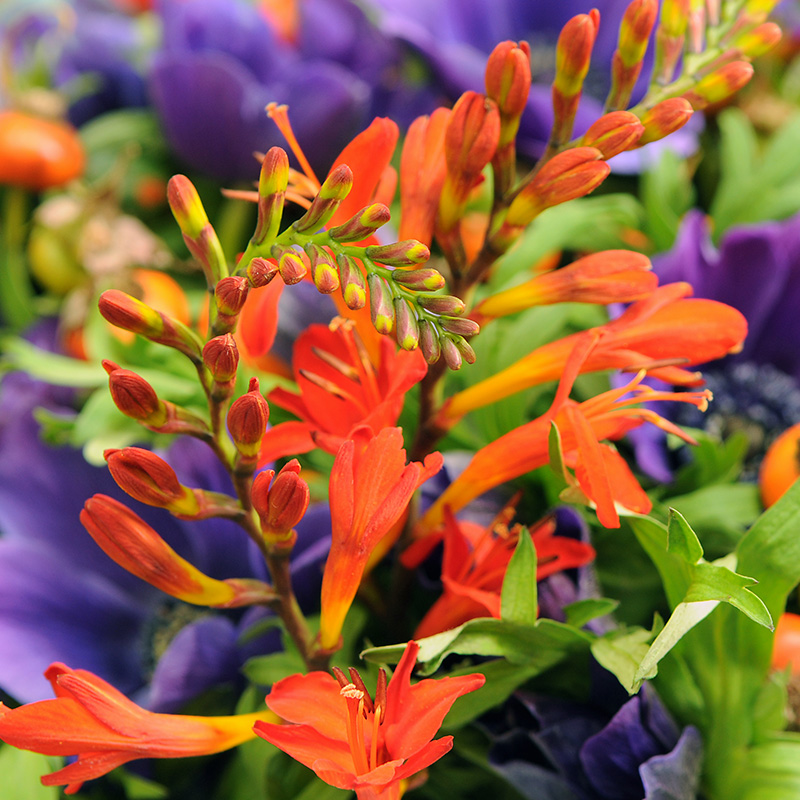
<box><xmin>0</xmin><ymin>187</ymin><xmax>36</xmax><ymax>331</ymax></box>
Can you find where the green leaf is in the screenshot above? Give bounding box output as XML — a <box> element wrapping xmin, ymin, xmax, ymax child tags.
<box><xmin>591</xmin><ymin>623</ymin><xmax>658</xmax><ymax>693</ymax></box>
<box><xmin>563</xmin><ymin>598</ymin><xmax>619</xmax><ymax>628</ymax></box>
<box><xmin>500</xmin><ymin>527</ymin><xmax>537</xmax><ymax>626</ymax></box>
<box><xmin>0</xmin><ymin>746</ymin><xmax>60</xmax><ymax>800</ymax></box>
<box><xmin>242</xmin><ymin>651</ymin><xmax>306</xmax><ymax>686</ymax></box>
<box><xmin>684</xmin><ymin>560</ymin><xmax>772</xmax><ymax>629</ymax></box>
<box><xmin>361</xmin><ymin>617</ymin><xmax>592</xmax><ymax>675</ymax></box>
<box><xmin>667</xmin><ymin>507</ymin><xmax>704</xmax><ymax>563</ymax></box>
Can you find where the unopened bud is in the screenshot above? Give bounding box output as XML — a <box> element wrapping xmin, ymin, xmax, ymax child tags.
<box><xmin>390</xmin><ymin>267</ymin><xmax>446</xmax><ymax>292</ymax></box>
<box><xmin>247</xmin><ymin>256</ymin><xmax>279</xmax><ymax>288</ymax></box>
<box><xmin>104</xmin><ymin>447</ymin><xmax>200</xmax><ymax>515</ymax></box>
<box><xmin>485</xmin><ymin>40</ymin><xmax>532</xmax><ymax>144</ymax></box>
<box><xmin>293</xmin><ymin>164</ymin><xmax>353</xmax><ymax>233</ymax></box>
<box><xmin>168</xmin><ymin>175</ymin><xmax>227</xmax><ymax>286</ymax></box>
<box><xmin>228</xmin><ymin>377</ymin><xmax>270</xmax><ymax>460</ymax></box>
<box><xmin>618</xmin><ymin>0</ymin><xmax>658</xmax><ymax>67</ymax></box>
<box><xmin>438</xmin><ymin>316</ymin><xmax>481</xmax><ymax>337</ymax></box>
<box><xmin>684</xmin><ymin>61</ymin><xmax>753</xmax><ymax>109</ymax></box>
<box><xmin>365</xmin><ymin>240</ymin><xmax>430</xmax><ymax>267</ymax></box>
<box><xmin>581</xmin><ymin>111</ymin><xmax>644</xmax><ymax>158</ymax></box>
<box><xmin>507</xmin><ymin>147</ymin><xmax>608</xmax><ymax>228</ymax></box>
<box><xmin>440</xmin><ymin>92</ymin><xmax>500</xmax><ymax>231</ymax></box>
<box><xmin>274</xmin><ymin>247</ymin><xmax>307</xmax><ymax>284</ymax></box>
<box><xmin>215</xmin><ymin>276</ymin><xmax>249</xmax><ymax>316</ymax></box>
<box><xmin>253</xmin><ymin>147</ymin><xmax>289</xmax><ymax>245</ymax></box>
<box><xmin>419</xmin><ymin>319</ymin><xmax>441</xmax><ymax>364</ymax></box>
<box><xmin>80</xmin><ymin>494</ymin><xmax>267</xmax><ymax>606</ymax></box>
<box><xmin>607</xmin><ymin>0</ymin><xmax>658</xmax><ymax>109</ymax></box>
<box><xmin>368</xmin><ymin>274</ymin><xmax>395</xmax><ymax>335</ymax></box>
<box><xmin>252</xmin><ymin>459</ymin><xmax>310</xmax><ymax>546</ymax></box>
<box><xmin>337</xmin><ymin>254</ymin><xmax>367</xmax><ymax>309</ymax></box>
<box><xmin>453</xmin><ymin>336</ymin><xmax>477</xmax><ymax>364</ymax></box>
<box><xmin>441</xmin><ymin>337</ymin><xmax>463</xmax><ymax>370</ymax></box>
<box><xmin>167</xmin><ymin>174</ymin><xmax>207</xmax><ymax>239</ymax></box>
<box><xmin>394</xmin><ymin>298</ymin><xmax>420</xmax><ymax>351</ymax></box>
<box><xmin>637</xmin><ymin>98</ymin><xmax>693</xmax><ymax>144</ymax></box>
<box><xmin>653</xmin><ymin>0</ymin><xmax>690</xmax><ymax>84</ymax></box>
<box><xmin>328</xmin><ymin>203</ymin><xmax>391</xmax><ymax>243</ymax></box>
<box><xmin>103</xmin><ymin>360</ymin><xmax>166</xmax><ymax>426</ymax></box>
<box><xmin>98</xmin><ymin>290</ymin><xmax>204</xmax><ymax>360</ymax></box>
<box><xmin>203</xmin><ymin>334</ymin><xmax>239</xmax><ymax>383</ymax></box>
<box><xmin>305</xmin><ymin>243</ymin><xmax>340</xmax><ymax>293</ymax></box>
<box><xmin>731</xmin><ymin>21</ymin><xmax>782</xmax><ymax>60</ymax></box>
<box><xmin>417</xmin><ymin>294</ymin><xmax>466</xmax><ymax>316</ymax></box>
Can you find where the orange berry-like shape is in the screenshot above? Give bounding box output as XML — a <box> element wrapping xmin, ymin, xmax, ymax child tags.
<box><xmin>759</xmin><ymin>422</ymin><xmax>800</xmax><ymax>507</ymax></box>
<box><xmin>0</xmin><ymin>111</ymin><xmax>86</xmax><ymax>191</ymax></box>
<box><xmin>773</xmin><ymin>612</ymin><xmax>800</xmax><ymax>676</ymax></box>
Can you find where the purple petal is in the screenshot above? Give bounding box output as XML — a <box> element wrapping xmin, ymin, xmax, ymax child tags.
<box><xmin>640</xmin><ymin>726</ymin><xmax>703</xmax><ymax>800</ymax></box>
<box><xmin>146</xmin><ymin>616</ymin><xmax>242</xmax><ymax>713</ymax></box>
<box><xmin>0</xmin><ymin>541</ymin><xmax>148</xmax><ymax>703</ymax></box>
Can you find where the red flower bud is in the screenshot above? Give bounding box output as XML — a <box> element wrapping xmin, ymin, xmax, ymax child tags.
<box><xmin>228</xmin><ymin>377</ymin><xmax>270</xmax><ymax>459</ymax></box>
<box><xmin>419</xmin><ymin>319</ymin><xmax>441</xmax><ymax>365</ymax></box>
<box><xmin>485</xmin><ymin>40</ymin><xmax>532</xmax><ymax>134</ymax></box>
<box><xmin>394</xmin><ymin>297</ymin><xmax>420</xmax><ymax>351</ymax></box>
<box><xmin>215</xmin><ymin>276</ymin><xmax>249</xmax><ymax>316</ymax></box>
<box><xmin>328</xmin><ymin>203</ymin><xmax>392</xmax><ymax>243</ymax></box>
<box><xmin>253</xmin><ymin>146</ymin><xmax>289</xmax><ymax>245</ymax></box>
<box><xmin>306</xmin><ymin>244</ymin><xmax>340</xmax><ymax>293</ymax></box>
<box><xmin>275</xmin><ymin>248</ymin><xmax>307</xmax><ymax>285</ymax></box>
<box><xmin>365</xmin><ymin>240</ymin><xmax>430</xmax><ymax>267</ymax></box>
<box><xmin>637</xmin><ymin>98</ymin><xmax>693</xmax><ymax>145</ymax></box>
<box><xmin>581</xmin><ymin>111</ymin><xmax>644</xmax><ymax>158</ymax></box>
<box><xmin>293</xmin><ymin>164</ymin><xmax>353</xmax><ymax>233</ymax></box>
<box><xmin>103</xmin><ymin>360</ymin><xmax>166</xmax><ymax>426</ymax></box>
<box><xmin>203</xmin><ymin>334</ymin><xmax>239</xmax><ymax>383</ymax></box>
<box><xmin>247</xmin><ymin>256</ymin><xmax>279</xmax><ymax>288</ymax></box>
<box><xmin>252</xmin><ymin>459</ymin><xmax>310</xmax><ymax>545</ymax></box>
<box><xmin>390</xmin><ymin>267</ymin><xmax>446</xmax><ymax>292</ymax></box>
<box><xmin>368</xmin><ymin>274</ymin><xmax>395</xmax><ymax>335</ymax></box>
<box><xmin>337</xmin><ymin>254</ymin><xmax>367</xmax><ymax>310</ymax></box>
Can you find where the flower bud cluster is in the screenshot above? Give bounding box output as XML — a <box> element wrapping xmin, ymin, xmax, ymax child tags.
<box><xmin>252</xmin><ymin>459</ymin><xmax>310</xmax><ymax>548</ymax></box>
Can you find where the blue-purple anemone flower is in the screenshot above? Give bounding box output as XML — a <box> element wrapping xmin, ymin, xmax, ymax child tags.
<box><xmin>362</xmin><ymin>0</ymin><xmax>699</xmax><ymax>170</ymax></box>
<box><xmin>633</xmin><ymin>210</ymin><xmax>800</xmax><ymax>480</ymax></box>
<box><xmin>484</xmin><ymin>674</ymin><xmax>702</xmax><ymax>800</ymax></box>
<box><xmin>0</xmin><ymin>331</ymin><xmax>330</xmax><ymax>711</ymax></box>
<box><xmin>148</xmin><ymin>0</ymin><xmax>404</xmax><ymax>181</ymax></box>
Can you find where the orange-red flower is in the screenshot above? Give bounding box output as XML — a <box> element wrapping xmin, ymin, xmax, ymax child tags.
<box><xmin>319</xmin><ymin>428</ymin><xmax>443</xmax><ymax>651</ymax></box>
<box><xmin>416</xmin><ymin>334</ymin><xmax>713</xmax><ymax>541</ymax></box>
<box><xmin>438</xmin><ymin>282</ymin><xmax>746</xmax><ymax>427</ymax></box>
<box><xmin>412</xmin><ymin>509</ymin><xmax>596</xmax><ymax>638</ymax></box>
<box><xmin>254</xmin><ymin>641</ymin><xmax>484</xmax><ymax>800</ymax></box>
<box><xmin>260</xmin><ymin>318</ymin><xmax>427</xmax><ymax>463</ymax></box>
<box><xmin>0</xmin><ymin>663</ymin><xmax>274</xmax><ymax>795</ymax></box>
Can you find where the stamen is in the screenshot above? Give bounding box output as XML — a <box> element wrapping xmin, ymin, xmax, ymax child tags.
<box><xmin>298</xmin><ymin>369</ymin><xmax>368</xmax><ymax>413</ymax></box>
<box><xmin>347</xmin><ymin>668</ymin><xmax>374</xmax><ymax>714</ymax></box>
<box><xmin>339</xmin><ymin>322</ymin><xmax>382</xmax><ymax>407</ymax></box>
<box><xmin>312</xmin><ymin>346</ymin><xmax>362</xmax><ymax>382</ymax></box>
<box><xmin>266</xmin><ymin>103</ymin><xmax>319</xmax><ymax>187</ymax></box>
<box><xmin>340</xmin><ymin>684</ymin><xmax>371</xmax><ymax>775</ymax></box>
<box><xmin>371</xmin><ymin>669</ymin><xmax>387</xmax><ymax>771</ymax></box>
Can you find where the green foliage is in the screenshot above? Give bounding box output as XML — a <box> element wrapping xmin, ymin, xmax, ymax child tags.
<box><xmin>0</xmin><ymin>746</ymin><xmax>60</xmax><ymax>800</ymax></box>
<box><xmin>500</xmin><ymin>527</ymin><xmax>537</xmax><ymax>626</ymax></box>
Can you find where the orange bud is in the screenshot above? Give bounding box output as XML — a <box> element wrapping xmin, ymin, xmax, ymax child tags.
<box><xmin>328</xmin><ymin>203</ymin><xmax>391</xmax><ymax>243</ymax></box>
<box><xmin>252</xmin><ymin>459</ymin><xmax>310</xmax><ymax>545</ymax></box>
<box><xmin>554</xmin><ymin>12</ymin><xmax>600</xmax><ymax>98</ymax></box>
<box><xmin>103</xmin><ymin>360</ymin><xmax>166</xmax><ymax>426</ymax></box>
<box><xmin>368</xmin><ymin>273</ymin><xmax>395</xmax><ymax>335</ymax></box>
<box><xmin>104</xmin><ymin>447</ymin><xmax>200</xmax><ymax>516</ymax></box>
<box><xmin>581</xmin><ymin>111</ymin><xmax>644</xmax><ymax>158</ymax></box>
<box><xmin>773</xmin><ymin>613</ymin><xmax>800</xmax><ymax>676</ymax></box>
<box><xmin>0</xmin><ymin>111</ymin><xmax>85</xmax><ymax>191</ymax></box>
<box><xmin>306</xmin><ymin>243</ymin><xmax>340</xmax><ymax>293</ymax></box>
<box><xmin>168</xmin><ymin>174</ymin><xmax>208</xmax><ymax>239</ymax></box>
<box><xmin>275</xmin><ymin>248</ymin><xmax>307</xmax><ymax>285</ymax></box>
<box><xmin>203</xmin><ymin>334</ymin><xmax>239</xmax><ymax>382</ymax></box>
<box><xmin>637</xmin><ymin>98</ymin><xmax>694</xmax><ymax>144</ymax></box>
<box><xmin>98</xmin><ymin>289</ymin><xmax>204</xmax><ymax>360</ymax></box>
<box><xmin>439</xmin><ymin>92</ymin><xmax>500</xmax><ymax>231</ymax></box>
<box><xmin>293</xmin><ymin>164</ymin><xmax>353</xmax><ymax>233</ymax></box>
<box><xmin>617</xmin><ymin>0</ymin><xmax>658</xmax><ymax>67</ymax></box>
<box><xmin>731</xmin><ymin>21</ymin><xmax>782</xmax><ymax>60</ymax></box>
<box><xmin>365</xmin><ymin>240</ymin><xmax>430</xmax><ymax>267</ymax></box>
<box><xmin>337</xmin><ymin>253</ymin><xmax>367</xmax><ymax>310</ymax></box>
<box><xmin>683</xmin><ymin>61</ymin><xmax>754</xmax><ymax>109</ymax></box>
<box><xmin>247</xmin><ymin>256</ymin><xmax>279</xmax><ymax>288</ymax></box>
<box><xmin>228</xmin><ymin>377</ymin><xmax>270</xmax><ymax>459</ymax></box>
<box><xmin>485</xmin><ymin>40</ymin><xmax>532</xmax><ymax>145</ymax></box>
<box><xmin>759</xmin><ymin>422</ymin><xmax>800</xmax><ymax>508</ymax></box>
<box><xmin>253</xmin><ymin>146</ymin><xmax>288</xmax><ymax>245</ymax></box>
<box><xmin>215</xmin><ymin>276</ymin><xmax>249</xmax><ymax>316</ymax></box>
<box><xmin>80</xmin><ymin>494</ymin><xmax>235</xmax><ymax>605</ymax></box>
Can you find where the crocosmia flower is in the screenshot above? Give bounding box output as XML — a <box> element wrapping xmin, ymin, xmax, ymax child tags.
<box><xmin>413</xmin><ymin>508</ymin><xmax>596</xmax><ymax>638</ymax></box>
<box><xmin>0</xmin><ymin>662</ymin><xmax>275</xmax><ymax>795</ymax></box>
<box><xmin>254</xmin><ymin>640</ymin><xmax>485</xmax><ymax>800</ymax></box>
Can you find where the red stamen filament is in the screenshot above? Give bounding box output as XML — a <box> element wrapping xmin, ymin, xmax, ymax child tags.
<box><xmin>341</xmin><ymin>685</ymin><xmax>370</xmax><ymax>775</ymax></box>
<box><xmin>267</xmin><ymin>103</ymin><xmax>319</xmax><ymax>187</ymax></box>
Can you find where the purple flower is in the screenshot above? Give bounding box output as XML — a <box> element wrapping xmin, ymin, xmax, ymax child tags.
<box><xmin>631</xmin><ymin>211</ymin><xmax>800</xmax><ymax>480</ymax></box>
<box><xmin>148</xmin><ymin>0</ymin><xmax>402</xmax><ymax>180</ymax></box>
<box><xmin>0</xmin><ymin>336</ymin><xmax>330</xmax><ymax>710</ymax></box>
<box><xmin>485</xmin><ymin>677</ymin><xmax>703</xmax><ymax>800</ymax></box>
